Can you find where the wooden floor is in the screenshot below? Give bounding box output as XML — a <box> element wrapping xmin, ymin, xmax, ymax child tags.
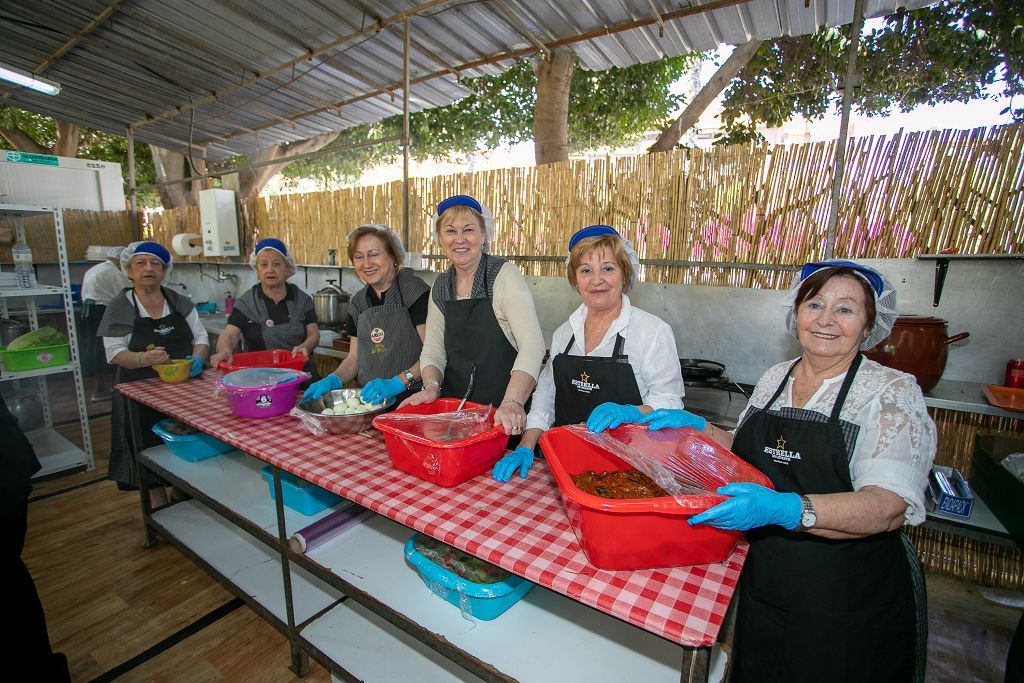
<box><xmin>25</xmin><ymin>412</ymin><xmax>333</xmax><ymax>682</ymax></box>
<box><xmin>20</xmin><ymin>398</ymin><xmax>1024</xmax><ymax>682</ymax></box>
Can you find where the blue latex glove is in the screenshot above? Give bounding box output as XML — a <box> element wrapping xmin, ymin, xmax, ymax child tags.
<box><xmin>637</xmin><ymin>408</ymin><xmax>707</xmax><ymax>432</ymax></box>
<box><xmin>585</xmin><ymin>402</ymin><xmax>644</xmax><ymax>433</ymax></box>
<box><xmin>493</xmin><ymin>446</ymin><xmax>535</xmax><ymax>482</ymax></box>
<box><xmin>361</xmin><ymin>376</ymin><xmax>406</xmax><ymax>404</ymax></box>
<box><xmin>688</xmin><ymin>482</ymin><xmax>802</xmax><ymax>531</ymax></box>
<box><xmin>302</xmin><ymin>373</ymin><xmax>341</xmax><ymax>401</ymax></box>
<box><xmin>184</xmin><ymin>355</ymin><xmax>203</xmax><ymax>378</ymax></box>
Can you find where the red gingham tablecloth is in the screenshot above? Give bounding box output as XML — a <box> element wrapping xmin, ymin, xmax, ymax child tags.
<box><xmin>121</xmin><ymin>375</ymin><xmax>747</xmax><ymax>648</ymax></box>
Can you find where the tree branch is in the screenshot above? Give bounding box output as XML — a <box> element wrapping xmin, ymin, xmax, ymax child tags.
<box><xmin>648</xmin><ymin>39</ymin><xmax>763</xmax><ymax>154</ymax></box>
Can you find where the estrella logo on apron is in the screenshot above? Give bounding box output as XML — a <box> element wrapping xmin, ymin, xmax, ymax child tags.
<box><xmin>571</xmin><ymin>370</ymin><xmax>601</xmax><ymax>393</ymax></box>
<box><xmin>154</xmin><ymin>323</ymin><xmax>175</xmax><ymax>336</ymax></box>
<box><xmin>370</xmin><ymin>326</ymin><xmax>388</xmax><ymax>355</ymax></box>
<box><xmin>763</xmin><ymin>434</ymin><xmax>802</xmax><ymax>465</ymax></box>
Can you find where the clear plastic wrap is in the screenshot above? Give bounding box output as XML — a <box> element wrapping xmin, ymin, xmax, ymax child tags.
<box><xmin>372</xmin><ymin>403</ymin><xmax>492</xmax><ymax>443</ymax></box>
<box><xmin>220</xmin><ymin>367</ymin><xmax>306</xmax><ymax>387</ymax></box>
<box><xmin>290</xmin><ymin>405</ymin><xmax>327</xmax><ymax>437</ymax></box>
<box><xmin>288</xmin><ymin>504</ymin><xmax>371</xmax><ymax>554</ymax></box>
<box><xmin>562</xmin><ymin>424</ymin><xmax>755</xmax><ymax>507</ymax></box>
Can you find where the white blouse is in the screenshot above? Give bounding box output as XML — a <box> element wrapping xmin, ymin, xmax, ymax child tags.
<box><xmin>737</xmin><ymin>357</ymin><xmax>937</xmax><ymax>525</ymax></box>
<box><xmin>525</xmin><ymin>295</ymin><xmax>684</xmax><ymax>432</ymax></box>
<box><xmin>102</xmin><ymin>291</ymin><xmax>209</xmax><ymax>362</ymax></box>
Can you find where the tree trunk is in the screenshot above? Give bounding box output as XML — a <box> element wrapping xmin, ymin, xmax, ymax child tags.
<box><xmin>237</xmin><ymin>131</ymin><xmax>340</xmax><ymax>198</ymax></box>
<box><xmin>150</xmin><ymin>145</ymin><xmax>201</xmax><ymax>209</ymax></box>
<box><xmin>54</xmin><ymin>121</ymin><xmax>80</xmax><ymax>157</ymax></box>
<box><xmin>648</xmin><ymin>39</ymin><xmax>764</xmax><ymax>154</ymax></box>
<box><xmin>0</xmin><ymin>127</ymin><xmax>50</xmax><ymax>154</ymax></box>
<box><xmin>532</xmin><ymin>47</ymin><xmax>574</xmax><ymax>165</ymax></box>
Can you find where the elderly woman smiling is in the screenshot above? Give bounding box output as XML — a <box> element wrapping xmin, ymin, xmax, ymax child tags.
<box><xmin>98</xmin><ymin>241</ymin><xmax>209</xmax><ymax>496</ymax></box>
<box><xmin>402</xmin><ymin>195</ymin><xmax>545</xmax><ymax>438</ymax></box>
<box><xmin>493</xmin><ymin>225</ymin><xmax>684</xmax><ymax>481</ymax></box>
<box><xmin>210</xmin><ymin>238</ymin><xmax>319</xmax><ymax>376</ymax></box>
<box><xmin>636</xmin><ymin>260</ymin><xmax>934</xmax><ymax>682</ymax></box>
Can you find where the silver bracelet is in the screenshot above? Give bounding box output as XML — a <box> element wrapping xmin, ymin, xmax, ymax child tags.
<box><xmin>501</xmin><ymin>398</ymin><xmax>524</xmax><ymax>409</ymax></box>
<box><xmin>423</xmin><ymin>379</ymin><xmax>441</xmax><ymax>393</ymax></box>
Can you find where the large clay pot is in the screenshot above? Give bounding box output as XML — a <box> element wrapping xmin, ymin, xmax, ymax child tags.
<box><xmin>865</xmin><ymin>315</ymin><xmax>969</xmax><ymax>392</ymax></box>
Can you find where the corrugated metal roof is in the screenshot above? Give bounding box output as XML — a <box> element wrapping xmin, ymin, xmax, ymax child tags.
<box><xmin>0</xmin><ymin>0</ymin><xmax>933</xmax><ymax>161</ymax></box>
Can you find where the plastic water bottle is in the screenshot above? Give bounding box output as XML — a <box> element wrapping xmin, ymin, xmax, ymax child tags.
<box><xmin>13</xmin><ymin>240</ymin><xmax>37</xmax><ymax>288</ymax></box>
<box><xmin>224</xmin><ymin>292</ymin><xmax>234</xmax><ymax>314</ymax></box>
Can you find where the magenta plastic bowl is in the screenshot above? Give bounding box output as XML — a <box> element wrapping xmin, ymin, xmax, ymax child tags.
<box><xmin>219</xmin><ymin>369</ymin><xmax>309</xmax><ymax>419</ymax></box>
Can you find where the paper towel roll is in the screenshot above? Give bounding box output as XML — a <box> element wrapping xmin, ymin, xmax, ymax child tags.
<box><xmin>171</xmin><ymin>233</ymin><xmax>202</xmax><ymax>256</ymax></box>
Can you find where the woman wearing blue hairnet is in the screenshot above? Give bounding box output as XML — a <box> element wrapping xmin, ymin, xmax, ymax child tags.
<box><xmin>401</xmin><ymin>195</ymin><xmax>545</xmax><ymax>439</ymax></box>
<box><xmin>209</xmin><ymin>238</ymin><xmax>319</xmax><ymax>377</ymax></box>
<box><xmin>492</xmin><ymin>225</ymin><xmax>684</xmax><ymax>482</ymax></box>
<box><xmin>98</xmin><ymin>241</ymin><xmax>209</xmax><ymax>498</ymax></box>
<box><xmin>622</xmin><ymin>260</ymin><xmax>934</xmax><ymax>682</ymax></box>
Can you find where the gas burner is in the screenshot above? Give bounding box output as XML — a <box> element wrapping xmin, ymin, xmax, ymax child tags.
<box><xmin>685</xmin><ymin>375</ymin><xmax>753</xmax><ymax>396</ymax></box>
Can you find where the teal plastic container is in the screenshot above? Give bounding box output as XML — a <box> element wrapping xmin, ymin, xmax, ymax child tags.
<box><xmin>259</xmin><ymin>465</ymin><xmax>343</xmax><ymax>515</ymax></box>
<box><xmin>404</xmin><ymin>534</ymin><xmax>533</xmax><ymax>620</ymax></box>
<box><xmin>152</xmin><ymin>419</ymin><xmax>233</xmax><ymax>461</ymax></box>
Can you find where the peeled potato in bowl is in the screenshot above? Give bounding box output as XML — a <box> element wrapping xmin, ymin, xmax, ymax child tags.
<box><xmin>296</xmin><ymin>388</ymin><xmax>394</xmax><ymax>434</ymax></box>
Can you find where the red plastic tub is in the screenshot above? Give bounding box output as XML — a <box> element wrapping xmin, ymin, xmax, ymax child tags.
<box><xmin>217</xmin><ymin>349</ymin><xmax>307</xmax><ymax>373</ymax></box>
<box><xmin>373</xmin><ymin>399</ymin><xmax>507</xmax><ymax>487</ymax></box>
<box><xmin>539</xmin><ymin>424</ymin><xmax>772</xmax><ymax>570</ymax></box>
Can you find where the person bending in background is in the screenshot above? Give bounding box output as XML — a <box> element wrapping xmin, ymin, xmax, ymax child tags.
<box><xmin>210</xmin><ymin>238</ymin><xmax>319</xmax><ymax>378</ymax></box>
<box><xmin>493</xmin><ymin>225</ymin><xmax>683</xmax><ymax>481</ymax></box>
<box><xmin>400</xmin><ymin>195</ymin><xmax>545</xmax><ymax>441</ymax></box>
<box><xmin>628</xmin><ymin>260</ymin><xmax>934</xmax><ymax>682</ymax></box>
<box><xmin>303</xmin><ymin>224</ymin><xmax>429</xmax><ymax>405</ymax></box>
<box><xmin>79</xmin><ymin>246</ymin><xmax>129</xmax><ymax>401</ymax></box>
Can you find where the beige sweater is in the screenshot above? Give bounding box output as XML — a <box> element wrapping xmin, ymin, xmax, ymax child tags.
<box><xmin>420</xmin><ymin>261</ymin><xmax>545</xmax><ymax>381</ymax></box>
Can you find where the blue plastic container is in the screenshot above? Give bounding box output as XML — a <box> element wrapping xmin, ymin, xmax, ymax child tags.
<box><xmin>259</xmin><ymin>465</ymin><xmax>343</xmax><ymax>516</ymax></box>
<box><xmin>152</xmin><ymin>419</ymin><xmax>233</xmax><ymax>461</ymax></box>
<box><xmin>404</xmin><ymin>534</ymin><xmax>534</xmax><ymax>621</ymax></box>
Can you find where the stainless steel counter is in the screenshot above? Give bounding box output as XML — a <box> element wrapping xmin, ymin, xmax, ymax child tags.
<box><xmin>681</xmin><ymin>386</ymin><xmax>748</xmax><ymax>431</ymax></box>
<box><xmin>924</xmin><ymin>380</ymin><xmax>1023</xmax><ymax>419</ymax></box>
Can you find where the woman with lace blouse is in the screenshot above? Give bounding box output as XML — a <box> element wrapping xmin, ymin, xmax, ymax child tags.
<box><xmin>627</xmin><ymin>260</ymin><xmax>935</xmax><ymax>682</ymax></box>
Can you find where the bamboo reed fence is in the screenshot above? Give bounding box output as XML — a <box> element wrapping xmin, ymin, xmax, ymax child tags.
<box><xmin>136</xmin><ymin>123</ymin><xmax>1024</xmax><ymax>289</ymax></box>
<box><xmin>0</xmin><ymin>209</ymin><xmax>134</xmax><ymax>262</ymax></box>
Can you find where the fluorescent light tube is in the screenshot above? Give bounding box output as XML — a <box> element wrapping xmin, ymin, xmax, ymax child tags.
<box><xmin>0</xmin><ymin>64</ymin><xmax>60</xmax><ymax>96</ymax></box>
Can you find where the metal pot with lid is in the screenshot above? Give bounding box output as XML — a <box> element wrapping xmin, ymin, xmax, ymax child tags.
<box><xmin>313</xmin><ymin>279</ymin><xmax>350</xmax><ymax>325</ymax></box>
<box><xmin>865</xmin><ymin>315</ymin><xmax>969</xmax><ymax>392</ymax></box>
<box><xmin>0</xmin><ymin>317</ymin><xmax>27</xmax><ymax>348</ymax></box>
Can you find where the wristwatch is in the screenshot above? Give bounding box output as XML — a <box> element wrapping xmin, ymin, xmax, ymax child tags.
<box><xmin>798</xmin><ymin>495</ymin><xmax>816</xmax><ymax>531</ymax></box>
<box><xmin>401</xmin><ymin>370</ymin><xmax>416</xmax><ymax>387</ymax></box>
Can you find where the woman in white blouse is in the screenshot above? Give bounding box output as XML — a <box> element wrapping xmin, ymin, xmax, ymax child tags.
<box><xmin>98</xmin><ymin>241</ymin><xmax>209</xmax><ymax>496</ymax></box>
<box><xmin>637</xmin><ymin>260</ymin><xmax>934</xmax><ymax>682</ymax></box>
<box><xmin>492</xmin><ymin>225</ymin><xmax>684</xmax><ymax>481</ymax></box>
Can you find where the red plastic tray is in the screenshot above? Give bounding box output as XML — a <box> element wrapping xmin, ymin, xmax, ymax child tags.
<box><xmin>540</xmin><ymin>424</ymin><xmax>772</xmax><ymax>570</ymax></box>
<box><xmin>217</xmin><ymin>349</ymin><xmax>307</xmax><ymax>373</ymax></box>
<box><xmin>373</xmin><ymin>399</ymin><xmax>507</xmax><ymax>487</ymax></box>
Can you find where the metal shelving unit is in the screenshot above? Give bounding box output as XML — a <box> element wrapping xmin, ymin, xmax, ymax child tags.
<box><xmin>0</xmin><ymin>204</ymin><xmax>93</xmax><ymax>476</ymax></box>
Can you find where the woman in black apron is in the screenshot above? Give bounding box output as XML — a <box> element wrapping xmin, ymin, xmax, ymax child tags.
<box><xmin>639</xmin><ymin>260</ymin><xmax>933</xmax><ymax>683</ymax></box>
<box><xmin>400</xmin><ymin>195</ymin><xmax>545</xmax><ymax>440</ymax></box>
<box><xmin>303</xmin><ymin>225</ymin><xmax>429</xmax><ymax>404</ymax></box>
<box><xmin>210</xmin><ymin>238</ymin><xmax>320</xmax><ymax>379</ymax></box>
<box><xmin>493</xmin><ymin>225</ymin><xmax>684</xmax><ymax>481</ymax></box>
<box><xmin>98</xmin><ymin>241</ymin><xmax>209</xmax><ymax>495</ymax></box>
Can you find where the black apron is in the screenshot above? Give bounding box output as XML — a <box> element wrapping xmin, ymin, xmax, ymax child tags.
<box><xmin>108</xmin><ymin>290</ymin><xmax>195</xmax><ymax>488</ymax></box>
<box><xmin>552</xmin><ymin>333</ymin><xmax>643</xmax><ymax>426</ymax></box>
<box><xmin>355</xmin><ymin>282</ymin><xmax>422</xmax><ymax>403</ymax></box>
<box><xmin>441</xmin><ymin>258</ymin><xmax>518</xmax><ymax>408</ymax></box>
<box><xmin>234</xmin><ymin>285</ymin><xmax>318</xmax><ymax>378</ymax></box>
<box><xmin>79</xmin><ymin>300</ymin><xmax>108</xmax><ymax>377</ymax></box>
<box><xmin>730</xmin><ymin>353</ymin><xmax>925</xmax><ymax>683</ymax></box>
